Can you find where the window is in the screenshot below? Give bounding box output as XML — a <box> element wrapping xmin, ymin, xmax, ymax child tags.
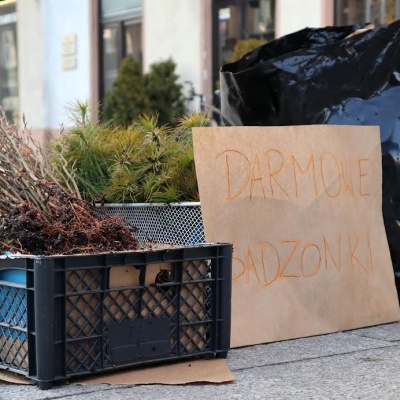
<box><xmin>100</xmin><ymin>0</ymin><xmax>142</xmax><ymax>99</ymax></box>
<box><xmin>215</xmin><ymin>1</ymin><xmax>274</xmax><ymax>69</ymax></box>
<box><xmin>101</xmin><ymin>0</ymin><xmax>142</xmax><ymax>17</ymax></box>
<box><xmin>212</xmin><ymin>0</ymin><xmax>275</xmax><ymax>104</ymax></box>
<box><xmin>0</xmin><ymin>1</ymin><xmax>17</xmax><ymax>122</ymax></box>
<box><xmin>335</xmin><ymin>0</ymin><xmax>400</xmax><ymax>26</ymax></box>
<box><xmin>247</xmin><ymin>0</ymin><xmax>275</xmax><ymax>40</ymax></box>
<box><xmin>218</xmin><ymin>5</ymin><xmax>239</xmax><ymax>68</ymax></box>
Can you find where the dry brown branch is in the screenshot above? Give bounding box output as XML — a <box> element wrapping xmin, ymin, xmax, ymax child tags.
<box><xmin>0</xmin><ymin>111</ymin><xmax>139</xmax><ymax>255</ymax></box>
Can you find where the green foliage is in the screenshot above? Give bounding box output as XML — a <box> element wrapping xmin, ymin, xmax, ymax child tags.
<box><xmin>51</xmin><ymin>101</ymin><xmax>210</xmax><ymax>203</ymax></box>
<box><xmin>50</xmin><ymin>100</ymin><xmax>112</xmax><ymax>200</ymax></box>
<box><xmin>232</xmin><ymin>38</ymin><xmax>264</xmax><ymax>62</ymax></box>
<box><xmin>102</xmin><ymin>57</ymin><xmax>186</xmax><ymax>127</ymax></box>
<box><xmin>102</xmin><ymin>58</ymin><xmax>151</xmax><ymax>126</ymax></box>
<box><xmin>146</xmin><ymin>59</ymin><xmax>186</xmax><ymax>126</ymax></box>
<box><xmin>174</xmin><ymin>113</ymin><xmax>211</xmax><ymax>141</ymax></box>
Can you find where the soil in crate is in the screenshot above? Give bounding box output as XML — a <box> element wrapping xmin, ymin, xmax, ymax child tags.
<box><xmin>0</xmin><ymin>185</ymin><xmax>139</xmax><ymax>256</ymax></box>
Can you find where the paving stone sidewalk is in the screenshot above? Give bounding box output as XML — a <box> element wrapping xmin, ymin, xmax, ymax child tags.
<box><xmin>1</xmin><ymin>322</ymin><xmax>400</xmax><ymax>400</ymax></box>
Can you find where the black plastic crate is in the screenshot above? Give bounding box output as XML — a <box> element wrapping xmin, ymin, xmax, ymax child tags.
<box><xmin>0</xmin><ymin>243</ymin><xmax>232</xmax><ymax>389</ymax></box>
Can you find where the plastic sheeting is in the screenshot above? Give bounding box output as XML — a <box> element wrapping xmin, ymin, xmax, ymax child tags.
<box><xmin>220</xmin><ymin>20</ymin><xmax>400</xmax><ymax>293</ymax></box>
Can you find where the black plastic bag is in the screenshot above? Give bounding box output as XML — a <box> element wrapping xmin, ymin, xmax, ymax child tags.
<box><xmin>220</xmin><ymin>20</ymin><xmax>400</xmax><ymax>290</ymax></box>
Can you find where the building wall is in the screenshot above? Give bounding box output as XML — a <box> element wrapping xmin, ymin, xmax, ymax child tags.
<box><xmin>18</xmin><ymin>0</ymin><xmax>92</xmax><ymax>135</ymax></box>
<box><xmin>143</xmin><ymin>0</ymin><xmax>204</xmax><ymax>111</ymax></box>
<box><xmin>15</xmin><ymin>0</ymin><xmax>337</xmax><ymax>137</ymax></box>
<box><xmin>276</xmin><ymin>0</ymin><xmax>334</xmax><ymax>38</ymax></box>
<box><xmin>17</xmin><ymin>0</ymin><xmax>44</xmax><ymax>131</ymax></box>
<box><xmin>201</xmin><ymin>0</ymin><xmax>213</xmax><ymax>106</ymax></box>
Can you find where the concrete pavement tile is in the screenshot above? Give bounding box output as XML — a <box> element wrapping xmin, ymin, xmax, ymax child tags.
<box><xmin>225</xmin><ymin>344</ymin><xmax>400</xmax><ymax>400</ymax></box>
<box><xmin>345</xmin><ymin>322</ymin><xmax>400</xmax><ymax>342</ymax></box>
<box><xmin>0</xmin><ymin>383</ymin><xmax>110</xmax><ymax>400</ymax></box>
<box><xmin>0</xmin><ymin>381</ymin><xmax>332</xmax><ymax>400</ymax></box>
<box><xmin>226</xmin><ymin>329</ymin><xmax>396</xmax><ymax>371</ymax></box>
<box><xmin>4</xmin><ymin>345</ymin><xmax>399</xmax><ymax>400</ymax></box>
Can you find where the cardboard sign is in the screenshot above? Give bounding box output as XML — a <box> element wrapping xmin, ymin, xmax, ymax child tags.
<box><xmin>193</xmin><ymin>125</ymin><xmax>400</xmax><ymax>348</ymax></box>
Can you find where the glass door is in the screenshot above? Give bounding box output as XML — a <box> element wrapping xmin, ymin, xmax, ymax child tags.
<box><xmin>212</xmin><ymin>0</ymin><xmax>275</xmax><ymax>108</ymax></box>
<box><xmin>99</xmin><ymin>0</ymin><xmax>142</xmax><ymax>100</ymax></box>
<box><xmin>102</xmin><ymin>24</ymin><xmax>122</xmax><ymax>95</ymax></box>
<box><xmin>246</xmin><ymin>0</ymin><xmax>275</xmax><ymax>41</ymax></box>
<box><xmin>218</xmin><ymin>4</ymin><xmax>240</xmax><ymax>68</ymax></box>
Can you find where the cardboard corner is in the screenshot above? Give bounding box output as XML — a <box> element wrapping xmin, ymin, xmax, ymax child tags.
<box><xmin>0</xmin><ymin>370</ymin><xmax>33</xmax><ymax>385</ymax></box>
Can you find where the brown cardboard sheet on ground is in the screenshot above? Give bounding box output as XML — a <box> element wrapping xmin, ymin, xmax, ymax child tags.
<box><xmin>74</xmin><ymin>359</ymin><xmax>234</xmax><ymax>385</ymax></box>
<box><xmin>192</xmin><ymin>125</ymin><xmax>400</xmax><ymax>348</ymax></box>
<box><xmin>0</xmin><ymin>371</ymin><xmax>32</xmax><ymax>385</ymax></box>
<box><xmin>0</xmin><ymin>359</ymin><xmax>234</xmax><ymax>386</ymax></box>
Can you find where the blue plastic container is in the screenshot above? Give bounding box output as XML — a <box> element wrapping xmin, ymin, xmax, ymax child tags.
<box><xmin>0</xmin><ymin>269</ymin><xmax>27</xmax><ymax>339</ymax></box>
<box><xmin>0</xmin><ymin>269</ymin><xmax>26</xmax><ymax>284</ymax></box>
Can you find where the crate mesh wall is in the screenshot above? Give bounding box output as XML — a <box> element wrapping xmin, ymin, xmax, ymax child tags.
<box><xmin>0</xmin><ymin>285</ymin><xmax>28</xmax><ymax>372</ymax></box>
<box><xmin>99</xmin><ymin>203</ymin><xmax>205</xmax><ymax>245</ymax></box>
<box><xmin>0</xmin><ymin>244</ymin><xmax>231</xmax><ymax>388</ymax></box>
<box><xmin>64</xmin><ymin>258</ymin><xmax>214</xmax><ymax>375</ymax></box>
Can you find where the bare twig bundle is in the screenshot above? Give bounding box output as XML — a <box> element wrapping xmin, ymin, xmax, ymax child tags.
<box><xmin>0</xmin><ymin>111</ymin><xmax>139</xmax><ymax>255</ymax></box>
<box><xmin>0</xmin><ymin>111</ymin><xmax>78</xmax><ymax>218</ymax></box>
